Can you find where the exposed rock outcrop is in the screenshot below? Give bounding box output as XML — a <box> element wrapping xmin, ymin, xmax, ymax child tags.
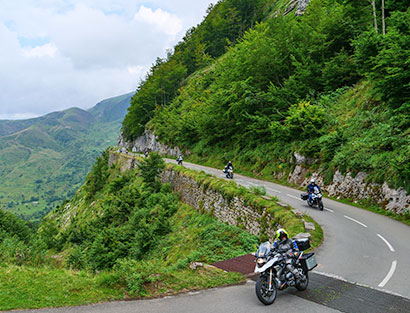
<box><xmin>118</xmin><ymin>130</ymin><xmax>182</xmax><ymax>157</ymax></box>
<box><xmin>119</xmin><ymin>131</ymin><xmax>409</xmax><ymax>214</ymax></box>
<box><xmin>288</xmin><ymin>166</ymin><xmax>410</xmax><ymax>214</ymax></box>
<box><xmin>284</xmin><ymin>0</ymin><xmax>311</xmax><ymax>16</ymax></box>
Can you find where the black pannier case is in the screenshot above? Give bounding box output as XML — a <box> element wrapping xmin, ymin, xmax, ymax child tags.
<box><xmin>293</xmin><ymin>237</ymin><xmax>310</xmax><ymax>251</ymax></box>
<box><xmin>300</xmin><ymin>192</ymin><xmax>309</xmax><ymax>200</ymax></box>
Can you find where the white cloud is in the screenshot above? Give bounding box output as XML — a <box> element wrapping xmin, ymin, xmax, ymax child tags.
<box><xmin>134</xmin><ymin>6</ymin><xmax>182</xmax><ymax>36</ymax></box>
<box><xmin>0</xmin><ymin>1</ymin><xmax>216</xmax><ymax>119</ymax></box>
<box><xmin>127</xmin><ymin>65</ymin><xmax>145</xmax><ymax>76</ymax></box>
<box><xmin>22</xmin><ymin>43</ymin><xmax>58</xmax><ymax>58</ymax></box>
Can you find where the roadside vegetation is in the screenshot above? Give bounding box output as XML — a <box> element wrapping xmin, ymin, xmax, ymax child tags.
<box><xmin>1</xmin><ymin>151</ymin><xmax>320</xmax><ymax>310</ymax></box>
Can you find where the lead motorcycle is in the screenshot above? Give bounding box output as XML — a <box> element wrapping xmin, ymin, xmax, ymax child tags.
<box><xmin>254</xmin><ymin>238</ymin><xmax>317</xmax><ymax>305</ymax></box>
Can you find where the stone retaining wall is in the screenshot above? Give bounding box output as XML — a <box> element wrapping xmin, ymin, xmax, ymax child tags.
<box><xmin>109</xmin><ymin>152</ymin><xmax>276</xmax><ymax>237</ymax></box>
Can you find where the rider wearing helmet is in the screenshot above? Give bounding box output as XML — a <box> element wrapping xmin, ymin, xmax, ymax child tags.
<box><xmin>273</xmin><ymin>229</ymin><xmax>300</xmax><ymax>284</ymax></box>
<box><xmin>307</xmin><ymin>178</ymin><xmax>321</xmax><ymax>204</ymax></box>
<box><xmin>224</xmin><ymin>161</ymin><xmax>234</xmax><ymax>175</ymax></box>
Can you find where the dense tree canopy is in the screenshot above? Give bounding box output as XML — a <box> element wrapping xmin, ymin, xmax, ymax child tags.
<box><xmin>122</xmin><ymin>0</ymin><xmax>410</xmax><ymax>192</ymax></box>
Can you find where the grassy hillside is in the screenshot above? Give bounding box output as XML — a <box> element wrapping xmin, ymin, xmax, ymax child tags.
<box><xmin>122</xmin><ymin>0</ymin><xmax>410</xmax><ymax>196</ymax></box>
<box><xmin>0</xmin><ymin>92</ymin><xmax>134</xmax><ymax>221</ymax></box>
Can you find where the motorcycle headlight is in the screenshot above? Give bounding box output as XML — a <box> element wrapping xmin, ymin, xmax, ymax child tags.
<box><xmin>256</xmin><ymin>258</ymin><xmax>266</xmax><ymax>267</ymax></box>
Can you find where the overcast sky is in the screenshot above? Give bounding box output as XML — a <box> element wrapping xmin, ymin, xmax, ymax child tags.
<box><xmin>0</xmin><ymin>0</ymin><xmax>216</xmax><ymax>120</ymax></box>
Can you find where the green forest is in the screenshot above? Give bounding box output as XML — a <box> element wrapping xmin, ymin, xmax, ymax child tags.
<box><xmin>122</xmin><ymin>0</ymin><xmax>410</xmax><ymax>193</ymax></box>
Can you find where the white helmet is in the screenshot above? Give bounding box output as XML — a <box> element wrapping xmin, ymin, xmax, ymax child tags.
<box><xmin>310</xmin><ymin>179</ymin><xmax>315</xmax><ymax>183</ymax></box>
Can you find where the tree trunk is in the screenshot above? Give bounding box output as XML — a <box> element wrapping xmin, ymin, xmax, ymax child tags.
<box><xmin>382</xmin><ymin>0</ymin><xmax>385</xmax><ymax>35</ymax></box>
<box><xmin>371</xmin><ymin>0</ymin><xmax>378</xmax><ymax>34</ymax></box>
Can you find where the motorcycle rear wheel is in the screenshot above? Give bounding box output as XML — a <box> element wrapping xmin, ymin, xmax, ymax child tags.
<box><xmin>255</xmin><ymin>275</ymin><xmax>277</xmax><ymax>305</ymax></box>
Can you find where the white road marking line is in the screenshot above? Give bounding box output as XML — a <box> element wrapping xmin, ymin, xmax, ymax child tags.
<box><xmin>344</xmin><ymin>215</ymin><xmax>368</xmax><ymax>228</ymax></box>
<box><xmin>324</xmin><ymin>208</ymin><xmax>334</xmax><ymax>213</ymax></box>
<box><xmin>286</xmin><ymin>194</ymin><xmax>303</xmax><ymax>201</ymax></box>
<box><xmin>377</xmin><ymin>234</ymin><xmax>395</xmax><ymax>252</ymax></box>
<box><xmin>378</xmin><ymin>260</ymin><xmax>397</xmax><ymax>288</ymax></box>
<box><xmin>315</xmin><ymin>271</ymin><xmax>408</xmax><ymax>299</ymax></box>
<box><xmin>266</xmin><ymin>187</ymin><xmax>281</xmax><ymax>193</ymax></box>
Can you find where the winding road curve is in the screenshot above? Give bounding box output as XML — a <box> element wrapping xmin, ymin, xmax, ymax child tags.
<box><xmin>178</xmin><ymin>160</ymin><xmax>410</xmax><ymax>299</ymax></box>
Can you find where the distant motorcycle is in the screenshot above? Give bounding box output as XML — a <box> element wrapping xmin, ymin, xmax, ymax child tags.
<box><xmin>176</xmin><ymin>156</ymin><xmax>183</xmax><ymax>165</ymax></box>
<box><xmin>254</xmin><ymin>239</ymin><xmax>317</xmax><ymax>305</ymax></box>
<box><xmin>223</xmin><ymin>166</ymin><xmax>233</xmax><ymax>179</ymax></box>
<box><xmin>301</xmin><ymin>187</ymin><xmax>324</xmax><ymax>210</ymax></box>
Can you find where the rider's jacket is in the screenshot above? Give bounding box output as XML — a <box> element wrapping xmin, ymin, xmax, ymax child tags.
<box><xmin>307</xmin><ymin>183</ymin><xmax>321</xmax><ymax>193</ymax></box>
<box><xmin>272</xmin><ymin>238</ymin><xmax>299</xmax><ymax>252</ymax></box>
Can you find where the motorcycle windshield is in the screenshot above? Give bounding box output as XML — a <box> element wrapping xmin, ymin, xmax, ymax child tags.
<box><xmin>256</xmin><ymin>242</ymin><xmax>272</xmax><ymax>258</ymax></box>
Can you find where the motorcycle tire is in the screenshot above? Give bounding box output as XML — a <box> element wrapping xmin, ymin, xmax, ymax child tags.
<box><xmin>295</xmin><ymin>271</ymin><xmax>309</xmax><ymax>291</ymax></box>
<box><xmin>319</xmin><ymin>200</ymin><xmax>324</xmax><ymax>211</ymax></box>
<box><xmin>255</xmin><ymin>275</ymin><xmax>277</xmax><ymax>305</ymax></box>
<box><xmin>307</xmin><ymin>200</ymin><xmax>313</xmax><ymax>207</ymax></box>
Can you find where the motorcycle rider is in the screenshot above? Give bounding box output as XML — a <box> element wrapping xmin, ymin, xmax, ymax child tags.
<box><xmin>272</xmin><ymin>229</ymin><xmax>300</xmax><ymax>285</ymax></box>
<box><xmin>176</xmin><ymin>154</ymin><xmax>183</xmax><ymax>165</ymax></box>
<box><xmin>224</xmin><ymin>161</ymin><xmax>233</xmax><ymax>172</ymax></box>
<box><xmin>307</xmin><ymin>179</ymin><xmax>321</xmax><ymax>204</ymax></box>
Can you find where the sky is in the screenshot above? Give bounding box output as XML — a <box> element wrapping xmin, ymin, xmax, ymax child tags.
<box><xmin>0</xmin><ymin>0</ymin><xmax>216</xmax><ymax>120</ymax></box>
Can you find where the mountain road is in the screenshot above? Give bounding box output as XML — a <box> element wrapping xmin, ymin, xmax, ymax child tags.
<box><xmin>174</xmin><ymin>160</ymin><xmax>410</xmax><ymax>299</ymax></box>
<box><xmin>9</xmin><ymin>157</ymin><xmax>410</xmax><ymax>313</ymax></box>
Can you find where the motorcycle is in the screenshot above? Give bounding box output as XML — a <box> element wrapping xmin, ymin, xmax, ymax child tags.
<box><xmin>176</xmin><ymin>156</ymin><xmax>183</xmax><ymax>165</ymax></box>
<box><xmin>223</xmin><ymin>166</ymin><xmax>233</xmax><ymax>179</ymax></box>
<box><xmin>301</xmin><ymin>186</ymin><xmax>324</xmax><ymax>210</ymax></box>
<box><xmin>254</xmin><ymin>239</ymin><xmax>317</xmax><ymax>305</ymax></box>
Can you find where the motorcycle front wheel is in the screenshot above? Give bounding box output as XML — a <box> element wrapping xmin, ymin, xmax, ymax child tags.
<box><xmin>318</xmin><ymin>200</ymin><xmax>324</xmax><ymax>211</ymax></box>
<box><xmin>255</xmin><ymin>274</ymin><xmax>277</xmax><ymax>305</ymax></box>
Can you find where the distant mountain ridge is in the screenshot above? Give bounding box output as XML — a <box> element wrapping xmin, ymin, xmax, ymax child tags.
<box><xmin>0</xmin><ymin>91</ymin><xmax>134</xmax><ymax>221</ymax></box>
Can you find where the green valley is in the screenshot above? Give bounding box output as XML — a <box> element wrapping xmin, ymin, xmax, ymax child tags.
<box><xmin>0</xmin><ymin>92</ymin><xmax>134</xmax><ymax>221</ymax></box>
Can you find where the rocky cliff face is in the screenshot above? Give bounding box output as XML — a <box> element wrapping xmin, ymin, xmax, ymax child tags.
<box><xmin>288</xmin><ymin>152</ymin><xmax>410</xmax><ymax>214</ymax></box>
<box><xmin>118</xmin><ymin>130</ymin><xmax>181</xmax><ymax>157</ymax></box>
<box><xmin>284</xmin><ymin>0</ymin><xmax>311</xmax><ymax>16</ymax></box>
<box><xmin>119</xmin><ymin>133</ymin><xmax>409</xmax><ymax>214</ymax></box>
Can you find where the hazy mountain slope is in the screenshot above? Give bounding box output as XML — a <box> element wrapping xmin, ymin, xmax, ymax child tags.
<box><xmin>0</xmin><ymin>92</ymin><xmax>134</xmax><ymax>221</ymax></box>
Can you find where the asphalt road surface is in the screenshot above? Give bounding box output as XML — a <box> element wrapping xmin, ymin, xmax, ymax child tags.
<box><xmin>172</xmin><ymin>160</ymin><xmax>410</xmax><ymax>299</ymax></box>
<box><xmin>9</xmin><ymin>157</ymin><xmax>409</xmax><ymax>313</ymax></box>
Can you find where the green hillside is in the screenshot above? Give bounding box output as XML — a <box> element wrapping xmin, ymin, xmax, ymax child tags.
<box><xmin>0</xmin><ymin>92</ymin><xmax>134</xmax><ymax>221</ymax></box>
<box><xmin>1</xmin><ymin>153</ymin><xmax>271</xmax><ymax>309</ymax></box>
<box><xmin>122</xmin><ymin>0</ymin><xmax>410</xmax><ymax>195</ymax></box>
